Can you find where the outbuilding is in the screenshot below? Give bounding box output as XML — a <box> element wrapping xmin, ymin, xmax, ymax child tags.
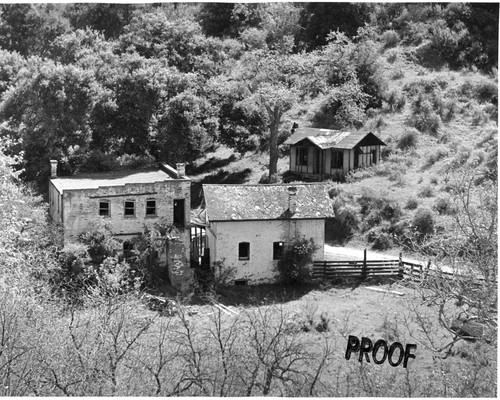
<box><xmin>284</xmin><ymin>127</ymin><xmax>386</xmax><ymax>180</ymax></box>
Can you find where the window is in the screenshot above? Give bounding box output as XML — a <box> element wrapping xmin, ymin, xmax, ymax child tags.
<box><xmin>123</xmin><ymin>240</ymin><xmax>133</xmax><ymax>258</ymax></box>
<box><xmin>124</xmin><ymin>200</ymin><xmax>135</xmax><ymax>217</ymax></box>
<box><xmin>238</xmin><ymin>242</ymin><xmax>250</xmax><ymax>260</ymax></box>
<box><xmin>296</xmin><ymin>147</ymin><xmax>308</xmax><ymax>166</ymax></box>
<box><xmin>146</xmin><ymin>199</ymin><xmax>156</xmax><ymax>216</ymax></box>
<box><xmin>174</xmin><ymin>199</ymin><xmax>185</xmax><ymax>226</ymax></box>
<box><xmin>371</xmin><ymin>149</ymin><xmax>377</xmax><ymax>165</ymax></box>
<box><xmin>331</xmin><ymin>150</ymin><xmax>344</xmax><ymax>169</ymax></box>
<box><xmin>99</xmin><ymin>201</ymin><xmax>110</xmax><ymax>217</ymax></box>
<box><xmin>273</xmin><ymin>241</ymin><xmax>284</xmax><ymax>260</ymax></box>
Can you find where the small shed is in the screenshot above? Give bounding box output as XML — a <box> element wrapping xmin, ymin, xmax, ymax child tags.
<box><xmin>284</xmin><ymin>127</ymin><xmax>386</xmax><ymax>179</ymax></box>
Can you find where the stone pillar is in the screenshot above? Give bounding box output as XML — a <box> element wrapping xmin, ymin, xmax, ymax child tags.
<box><xmin>166</xmin><ymin>230</ymin><xmax>194</xmax><ymax>292</ymax></box>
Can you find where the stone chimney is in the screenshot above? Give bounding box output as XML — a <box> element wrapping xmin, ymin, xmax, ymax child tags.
<box><xmin>176</xmin><ymin>162</ymin><xmax>186</xmax><ymax>178</ymax></box>
<box><xmin>288</xmin><ymin>186</ymin><xmax>297</xmax><ymax>215</ymax></box>
<box><xmin>50</xmin><ymin>160</ymin><xmax>58</xmax><ymax>178</ymax></box>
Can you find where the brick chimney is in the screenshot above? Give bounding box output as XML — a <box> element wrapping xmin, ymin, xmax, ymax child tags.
<box><xmin>50</xmin><ymin>160</ymin><xmax>58</xmax><ymax>178</ymax></box>
<box><xmin>288</xmin><ymin>186</ymin><xmax>297</xmax><ymax>215</ymax></box>
<box><xmin>176</xmin><ymin>162</ymin><xmax>186</xmax><ymax>178</ymax></box>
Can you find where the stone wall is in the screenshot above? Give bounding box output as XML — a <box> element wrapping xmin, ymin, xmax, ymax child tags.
<box><xmin>59</xmin><ymin>178</ymin><xmax>193</xmax><ymax>291</ymax></box>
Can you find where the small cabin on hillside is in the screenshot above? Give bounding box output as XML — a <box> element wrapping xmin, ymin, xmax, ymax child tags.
<box><xmin>284</xmin><ymin>127</ymin><xmax>386</xmax><ymax>179</ymax></box>
<box><xmin>48</xmin><ymin>160</ymin><xmax>193</xmax><ymax>290</ymax></box>
<box><xmin>194</xmin><ymin>183</ymin><xmax>334</xmax><ymax>285</ymax></box>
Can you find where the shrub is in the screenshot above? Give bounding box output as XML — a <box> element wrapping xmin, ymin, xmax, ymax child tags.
<box><xmin>405</xmin><ymin>197</ymin><xmax>419</xmax><ymax>210</ymax></box>
<box><xmin>386</xmin><ymin>49</ymin><xmax>399</xmax><ymax>63</ymax></box>
<box><xmin>367</xmin><ymin>227</ymin><xmax>392</xmax><ymax>250</ymax></box>
<box><xmin>434</xmin><ymin>196</ymin><xmax>454</xmax><ymax>215</ymax></box>
<box><xmin>424</xmin><ymin>146</ymin><xmax>449</xmax><ymax>168</ymax></box>
<box><xmin>382</xmin><ymin>30</ymin><xmax>400</xmax><ymax>48</ymax></box>
<box><xmin>276</xmin><ymin>237</ymin><xmax>318</xmax><ymax>284</ymax></box>
<box><xmin>412</xmin><ymin>207</ymin><xmax>435</xmax><ymax>239</ymax></box>
<box><xmin>390</xmin><ymin>69</ymin><xmax>405</xmax><ymax>80</ymax></box>
<box><xmin>330</xmin><ymin>201</ymin><xmax>360</xmax><ymax>241</ymax></box>
<box><xmin>397</xmin><ymin>129</ymin><xmax>418</xmax><ymax>150</ymax></box>
<box><xmin>386</xmin><ymin>89</ymin><xmax>406</xmax><ymax>111</ymax></box>
<box><xmin>418</xmin><ymin>185</ymin><xmax>434</xmax><ymax>198</ymax></box>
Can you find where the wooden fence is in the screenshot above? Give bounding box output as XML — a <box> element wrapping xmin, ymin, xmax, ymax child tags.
<box><xmin>312</xmin><ymin>250</ymin><xmax>432</xmax><ymax>281</ymax></box>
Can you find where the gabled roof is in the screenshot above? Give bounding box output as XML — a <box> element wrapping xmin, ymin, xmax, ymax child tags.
<box><xmin>50</xmin><ymin>163</ymin><xmax>188</xmax><ymax>192</ymax></box>
<box><xmin>284</xmin><ymin>127</ymin><xmax>386</xmax><ymax>150</ymax></box>
<box><xmin>202</xmin><ymin>184</ymin><xmax>334</xmax><ymax>222</ymax></box>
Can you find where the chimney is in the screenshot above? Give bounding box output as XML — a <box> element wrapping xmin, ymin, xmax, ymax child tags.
<box><xmin>176</xmin><ymin>162</ymin><xmax>186</xmax><ymax>178</ymax></box>
<box><xmin>291</xmin><ymin>122</ymin><xmax>298</xmax><ymax>135</ymax></box>
<box><xmin>50</xmin><ymin>160</ymin><xmax>58</xmax><ymax>178</ymax></box>
<box><xmin>288</xmin><ymin>186</ymin><xmax>297</xmax><ymax>215</ymax></box>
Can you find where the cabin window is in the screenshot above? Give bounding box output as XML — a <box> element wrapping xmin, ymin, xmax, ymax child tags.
<box><xmin>174</xmin><ymin>199</ymin><xmax>185</xmax><ymax>226</ymax></box>
<box><xmin>99</xmin><ymin>200</ymin><xmax>110</xmax><ymax>217</ymax></box>
<box><xmin>238</xmin><ymin>242</ymin><xmax>250</xmax><ymax>260</ymax></box>
<box><xmin>146</xmin><ymin>199</ymin><xmax>156</xmax><ymax>216</ymax></box>
<box><xmin>124</xmin><ymin>200</ymin><xmax>135</xmax><ymax>217</ymax></box>
<box><xmin>331</xmin><ymin>150</ymin><xmax>344</xmax><ymax>169</ymax></box>
<box><xmin>371</xmin><ymin>149</ymin><xmax>377</xmax><ymax>164</ymax></box>
<box><xmin>296</xmin><ymin>147</ymin><xmax>308</xmax><ymax>166</ymax></box>
<box><xmin>273</xmin><ymin>241</ymin><xmax>284</xmax><ymax>260</ymax></box>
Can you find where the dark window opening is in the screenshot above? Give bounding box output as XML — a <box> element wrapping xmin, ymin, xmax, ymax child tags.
<box><xmin>371</xmin><ymin>149</ymin><xmax>377</xmax><ymax>164</ymax></box>
<box><xmin>331</xmin><ymin>150</ymin><xmax>344</xmax><ymax>169</ymax></box>
<box><xmin>273</xmin><ymin>241</ymin><xmax>284</xmax><ymax>260</ymax></box>
<box><xmin>99</xmin><ymin>201</ymin><xmax>110</xmax><ymax>216</ymax></box>
<box><xmin>238</xmin><ymin>242</ymin><xmax>250</xmax><ymax>260</ymax></box>
<box><xmin>234</xmin><ymin>279</ymin><xmax>248</xmax><ymax>286</ymax></box>
<box><xmin>296</xmin><ymin>147</ymin><xmax>308</xmax><ymax>166</ymax></box>
<box><xmin>173</xmin><ymin>199</ymin><xmax>185</xmax><ymax>226</ymax></box>
<box><xmin>124</xmin><ymin>200</ymin><xmax>135</xmax><ymax>217</ymax></box>
<box><xmin>123</xmin><ymin>240</ymin><xmax>133</xmax><ymax>257</ymax></box>
<box><xmin>146</xmin><ymin>199</ymin><xmax>156</xmax><ymax>216</ymax></box>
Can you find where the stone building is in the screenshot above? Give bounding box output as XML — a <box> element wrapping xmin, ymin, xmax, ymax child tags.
<box><xmin>199</xmin><ymin>183</ymin><xmax>334</xmax><ymax>284</ymax></box>
<box><xmin>284</xmin><ymin>127</ymin><xmax>386</xmax><ymax>180</ymax></box>
<box><xmin>48</xmin><ymin>160</ymin><xmax>193</xmax><ymax>290</ymax></box>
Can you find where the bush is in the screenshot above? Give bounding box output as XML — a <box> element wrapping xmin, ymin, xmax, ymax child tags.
<box><xmin>412</xmin><ymin>207</ymin><xmax>435</xmax><ymax>239</ymax></box>
<box><xmin>386</xmin><ymin>89</ymin><xmax>406</xmax><ymax>111</ymax></box>
<box><xmin>397</xmin><ymin>129</ymin><xmax>418</xmax><ymax>150</ymax></box>
<box><xmin>424</xmin><ymin>146</ymin><xmax>449</xmax><ymax>168</ymax></box>
<box><xmin>382</xmin><ymin>30</ymin><xmax>400</xmax><ymax>48</ymax></box>
<box><xmin>367</xmin><ymin>226</ymin><xmax>392</xmax><ymax>250</ymax></box>
<box><xmin>405</xmin><ymin>197</ymin><xmax>419</xmax><ymax>210</ymax></box>
<box><xmin>418</xmin><ymin>185</ymin><xmax>434</xmax><ymax>198</ymax></box>
<box><xmin>434</xmin><ymin>196</ymin><xmax>454</xmax><ymax>215</ymax></box>
<box><xmin>276</xmin><ymin>237</ymin><xmax>318</xmax><ymax>284</ymax></box>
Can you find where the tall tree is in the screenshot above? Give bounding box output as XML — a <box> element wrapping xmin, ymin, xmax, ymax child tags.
<box><xmin>0</xmin><ymin>60</ymin><xmax>103</xmax><ymax>184</ymax></box>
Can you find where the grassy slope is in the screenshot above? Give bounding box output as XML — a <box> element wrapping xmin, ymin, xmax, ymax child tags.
<box><xmin>189</xmin><ymin>41</ymin><xmax>497</xmax><ymax>257</ymax></box>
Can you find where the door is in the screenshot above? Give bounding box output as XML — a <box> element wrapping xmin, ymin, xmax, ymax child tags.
<box><xmin>173</xmin><ymin>199</ymin><xmax>185</xmax><ymax>226</ymax></box>
<box><xmin>313</xmin><ymin>148</ymin><xmax>320</xmax><ymax>174</ymax></box>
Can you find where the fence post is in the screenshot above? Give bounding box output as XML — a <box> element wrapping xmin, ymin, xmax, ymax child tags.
<box><xmin>410</xmin><ymin>264</ymin><xmax>414</xmax><ymax>277</ymax></box>
<box><xmin>323</xmin><ymin>261</ymin><xmax>327</xmax><ymax>279</ymax></box>
<box><xmin>362</xmin><ymin>248</ymin><xmax>367</xmax><ymax>278</ymax></box>
<box><xmin>398</xmin><ymin>252</ymin><xmax>403</xmax><ymax>278</ymax></box>
<box><xmin>424</xmin><ymin>260</ymin><xmax>431</xmax><ymax>280</ymax></box>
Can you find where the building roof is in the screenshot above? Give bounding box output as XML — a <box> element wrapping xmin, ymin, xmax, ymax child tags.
<box><xmin>284</xmin><ymin>127</ymin><xmax>386</xmax><ymax>150</ymax></box>
<box><xmin>202</xmin><ymin>184</ymin><xmax>334</xmax><ymax>222</ymax></box>
<box><xmin>50</xmin><ymin>163</ymin><xmax>188</xmax><ymax>192</ymax></box>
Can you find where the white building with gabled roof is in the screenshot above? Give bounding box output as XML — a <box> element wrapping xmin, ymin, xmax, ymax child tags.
<box><xmin>199</xmin><ymin>183</ymin><xmax>334</xmax><ymax>284</ymax></box>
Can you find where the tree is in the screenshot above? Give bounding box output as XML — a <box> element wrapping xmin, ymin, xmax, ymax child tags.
<box><xmin>0</xmin><ymin>60</ymin><xmax>103</xmax><ymax>185</ymax></box>
<box><xmin>0</xmin><ymin>4</ymin><xmax>70</xmax><ymax>56</ymax></box>
<box><xmin>64</xmin><ymin>3</ymin><xmax>138</xmax><ymax>39</ymax></box>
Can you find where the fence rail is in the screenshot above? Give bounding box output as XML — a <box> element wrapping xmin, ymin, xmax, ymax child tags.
<box><xmin>313</xmin><ymin>250</ymin><xmax>491</xmax><ymax>283</ymax></box>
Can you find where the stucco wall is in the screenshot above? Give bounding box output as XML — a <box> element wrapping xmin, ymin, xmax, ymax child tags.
<box><xmin>48</xmin><ymin>181</ymin><xmax>62</xmax><ymax>224</ymax></box>
<box><xmin>61</xmin><ymin>180</ymin><xmax>190</xmax><ymax>243</ymax></box>
<box><xmin>207</xmin><ymin>219</ymin><xmax>325</xmax><ymax>284</ymax></box>
<box><xmin>59</xmin><ymin>178</ymin><xmax>193</xmax><ymax>290</ymax></box>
